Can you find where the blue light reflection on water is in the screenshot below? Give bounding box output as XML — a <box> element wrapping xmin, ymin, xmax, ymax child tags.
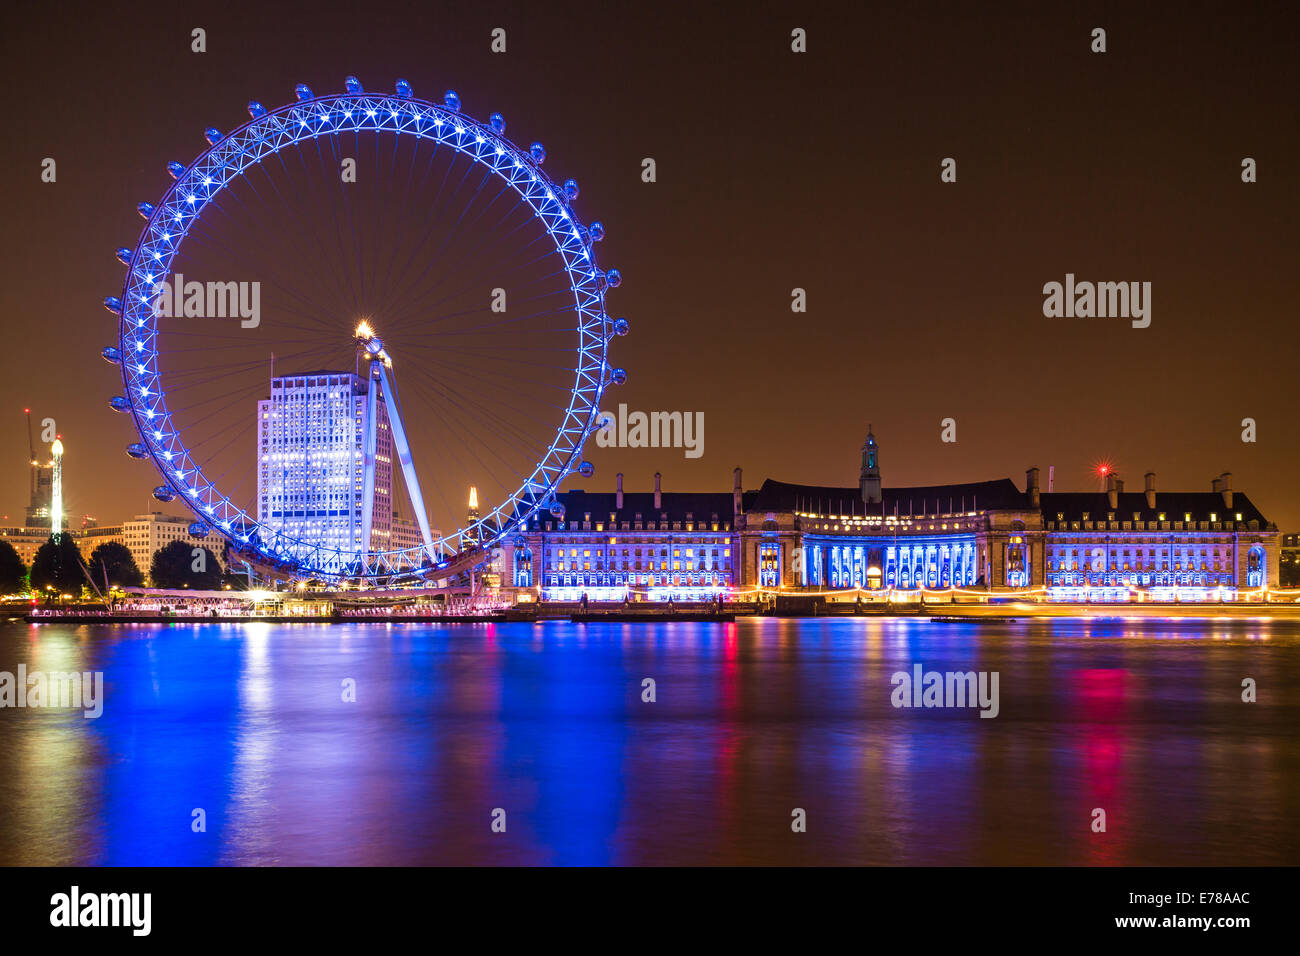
<box><xmin>0</xmin><ymin>617</ymin><xmax>1296</xmax><ymax>866</ymax></box>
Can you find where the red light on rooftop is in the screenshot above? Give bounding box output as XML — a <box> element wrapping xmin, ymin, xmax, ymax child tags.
<box><xmin>1089</xmin><ymin>457</ymin><xmax>1117</xmax><ymax>489</ymax></box>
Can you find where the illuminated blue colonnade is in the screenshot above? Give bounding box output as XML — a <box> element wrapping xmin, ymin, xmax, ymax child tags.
<box><xmin>802</xmin><ymin>533</ymin><xmax>978</xmax><ymax>589</ymax></box>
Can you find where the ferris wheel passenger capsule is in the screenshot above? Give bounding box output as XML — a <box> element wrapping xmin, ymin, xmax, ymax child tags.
<box><xmin>614</xmin><ymin>317</ymin><xmax>630</xmax><ymax>336</ymax></box>
<box><xmin>189</xmin><ymin>522</ymin><xmax>210</xmax><ymax>537</ymax></box>
<box><xmin>564</xmin><ymin>179</ymin><xmax>580</xmax><ymax>201</ymax></box>
<box><xmin>136</xmin><ymin>201</ymin><xmax>155</xmax><ymax>219</ymax></box>
<box><xmin>247</xmin><ymin>101</ymin><xmax>267</xmax><ymax>118</ymax></box>
<box><xmin>109</xmin><ymin>396</ymin><xmax>130</xmax><ymax>412</ymax></box>
<box><xmin>103</xmin><ymin>296</ymin><xmax>123</xmax><ymax>314</ymax></box>
<box><xmin>395</xmin><ymin>78</ymin><xmax>413</xmax><ymax>98</ymax></box>
<box><xmin>295</xmin><ymin>84</ymin><xmax>314</xmax><ymax>102</ymax></box>
<box><xmin>489</xmin><ymin>112</ymin><xmax>506</xmax><ymax>134</ymax></box>
<box><xmin>588</xmin><ymin>221</ymin><xmax>605</xmax><ymax>242</ymax></box>
<box><xmin>125</xmin><ymin>443</ymin><xmax>147</xmax><ymax>460</ymax></box>
<box><xmin>529</xmin><ymin>142</ymin><xmax>546</xmax><ymax>164</ymax></box>
<box><xmin>443</xmin><ymin>90</ymin><xmax>461</xmax><ymax>112</ymax></box>
<box><xmin>578</xmin><ymin>461</ymin><xmax>595</xmax><ymax>478</ymax></box>
<box><xmin>115</xmin><ymin>247</ymin><xmax>133</xmax><ymax>265</ymax></box>
<box><xmin>167</xmin><ymin>162</ymin><xmax>186</xmax><ymax>180</ymax></box>
<box><xmin>345</xmin><ymin>75</ymin><xmax>363</xmax><ymax>94</ymax></box>
<box><xmin>605</xmin><ymin>268</ymin><xmax>623</xmax><ymax>288</ymax></box>
<box><xmin>152</xmin><ymin>486</ymin><xmax>175</xmax><ymax>502</ymax></box>
<box><xmin>204</xmin><ymin>127</ymin><xmax>223</xmax><ymax>145</ymax></box>
<box><xmin>611</xmin><ymin>367</ymin><xmax>627</xmax><ymax>386</ymax></box>
<box><xmin>549</xmin><ymin>501</ymin><xmax>566</xmax><ymax>519</ymax></box>
<box><xmin>101</xmin><ymin>347</ymin><xmax>122</xmax><ymax>364</ymax></box>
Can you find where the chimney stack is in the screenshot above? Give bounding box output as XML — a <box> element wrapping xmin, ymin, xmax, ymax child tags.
<box><xmin>1026</xmin><ymin>467</ymin><xmax>1040</xmax><ymax>508</ymax></box>
<box><xmin>1144</xmin><ymin>472</ymin><xmax>1156</xmax><ymax>510</ymax></box>
<box><xmin>1105</xmin><ymin>472</ymin><xmax>1118</xmax><ymax>511</ymax></box>
<box><xmin>1220</xmin><ymin>472</ymin><xmax>1233</xmax><ymax>510</ymax></box>
<box><xmin>732</xmin><ymin>467</ymin><xmax>743</xmax><ymax>519</ymax></box>
<box><xmin>654</xmin><ymin>472</ymin><xmax>662</xmax><ymax>510</ymax></box>
<box><xmin>616</xmin><ymin>472</ymin><xmax>623</xmax><ymax>510</ymax></box>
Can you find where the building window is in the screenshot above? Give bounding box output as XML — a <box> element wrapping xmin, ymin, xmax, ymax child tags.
<box><xmin>513</xmin><ymin>547</ymin><xmax>533</xmax><ymax>587</ymax></box>
<box><xmin>1005</xmin><ymin>542</ymin><xmax>1028</xmax><ymax>588</ymax></box>
<box><xmin>759</xmin><ymin>542</ymin><xmax>780</xmax><ymax>588</ymax></box>
<box><xmin>1247</xmin><ymin>546</ymin><xmax>1265</xmax><ymax>588</ymax></box>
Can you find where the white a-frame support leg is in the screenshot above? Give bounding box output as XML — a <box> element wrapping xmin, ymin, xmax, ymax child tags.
<box><xmin>377</xmin><ymin>363</ymin><xmax>437</xmax><ymax>559</ymax></box>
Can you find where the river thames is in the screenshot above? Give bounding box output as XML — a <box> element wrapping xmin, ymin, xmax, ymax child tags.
<box><xmin>0</xmin><ymin>617</ymin><xmax>1296</xmax><ymax>866</ymax></box>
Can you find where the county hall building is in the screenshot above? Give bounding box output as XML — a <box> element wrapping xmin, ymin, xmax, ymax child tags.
<box><xmin>502</xmin><ymin>429</ymin><xmax>1280</xmax><ymax>602</ymax></box>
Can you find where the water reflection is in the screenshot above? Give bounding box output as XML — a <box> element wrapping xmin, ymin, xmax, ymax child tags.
<box><xmin>0</xmin><ymin>617</ymin><xmax>1296</xmax><ymax>865</ymax></box>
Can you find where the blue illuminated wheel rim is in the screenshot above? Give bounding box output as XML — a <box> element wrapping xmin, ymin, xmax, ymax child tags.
<box><xmin>110</xmin><ymin>80</ymin><xmax>624</xmax><ymax>582</ymax></box>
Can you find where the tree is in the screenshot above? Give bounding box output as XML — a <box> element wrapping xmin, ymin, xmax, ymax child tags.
<box><xmin>0</xmin><ymin>539</ymin><xmax>27</xmax><ymax>595</ymax></box>
<box><xmin>29</xmin><ymin>533</ymin><xmax>85</xmax><ymax>597</ymax></box>
<box><xmin>88</xmin><ymin>541</ymin><xmax>144</xmax><ymax>589</ymax></box>
<box><xmin>150</xmin><ymin>540</ymin><xmax>221</xmax><ymax>590</ymax></box>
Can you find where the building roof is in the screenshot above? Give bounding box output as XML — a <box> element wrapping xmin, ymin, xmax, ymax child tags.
<box><xmin>542</xmin><ymin>478</ymin><xmax>1273</xmax><ymax>527</ymax></box>
<box><xmin>748</xmin><ymin>478</ymin><xmax>1030</xmax><ymax>515</ymax></box>
<box><xmin>272</xmin><ymin>369</ymin><xmax>358</xmax><ymax>379</ymax></box>
<box><xmin>1040</xmin><ymin>491</ymin><xmax>1270</xmax><ymax>526</ymax></box>
<box><xmin>550</xmin><ymin>488</ymin><xmax>736</xmax><ymax>524</ymax></box>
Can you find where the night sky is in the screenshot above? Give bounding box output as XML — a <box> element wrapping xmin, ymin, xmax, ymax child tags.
<box><xmin>2</xmin><ymin>0</ymin><xmax>1297</xmax><ymax>533</ymax></box>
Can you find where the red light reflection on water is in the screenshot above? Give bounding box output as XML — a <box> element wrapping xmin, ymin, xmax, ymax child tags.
<box><xmin>716</xmin><ymin>622</ymin><xmax>741</xmax><ymax>855</ymax></box>
<box><xmin>1072</xmin><ymin>667</ymin><xmax>1128</xmax><ymax>864</ymax></box>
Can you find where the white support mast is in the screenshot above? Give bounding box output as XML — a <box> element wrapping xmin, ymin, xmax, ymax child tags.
<box><xmin>355</xmin><ymin>321</ymin><xmax>437</xmax><ymax>565</ymax></box>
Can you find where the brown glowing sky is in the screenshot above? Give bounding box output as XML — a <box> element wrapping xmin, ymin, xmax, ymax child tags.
<box><xmin>2</xmin><ymin>1</ymin><xmax>1297</xmax><ymax>533</ymax></box>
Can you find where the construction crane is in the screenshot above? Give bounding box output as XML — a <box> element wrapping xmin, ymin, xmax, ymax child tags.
<box><xmin>23</xmin><ymin>408</ymin><xmax>62</xmax><ymax>534</ymax></box>
<box><xmin>24</xmin><ymin>408</ymin><xmax>35</xmax><ymax>466</ymax></box>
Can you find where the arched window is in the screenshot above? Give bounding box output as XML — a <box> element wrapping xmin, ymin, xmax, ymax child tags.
<box><xmin>1005</xmin><ymin>542</ymin><xmax>1028</xmax><ymax>588</ymax></box>
<box><xmin>759</xmin><ymin>542</ymin><xmax>780</xmax><ymax>588</ymax></box>
<box><xmin>513</xmin><ymin>546</ymin><xmax>533</xmax><ymax>587</ymax></box>
<box><xmin>1247</xmin><ymin>546</ymin><xmax>1265</xmax><ymax>587</ymax></box>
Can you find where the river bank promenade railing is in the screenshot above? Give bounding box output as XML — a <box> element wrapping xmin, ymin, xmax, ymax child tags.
<box><xmin>23</xmin><ymin>598</ymin><xmax>514</xmax><ymax>621</ymax></box>
<box><xmin>16</xmin><ymin>584</ymin><xmax>1299</xmax><ymax>623</ymax></box>
<box><xmin>337</xmin><ymin>600</ymin><xmax>512</xmax><ymax>617</ymax></box>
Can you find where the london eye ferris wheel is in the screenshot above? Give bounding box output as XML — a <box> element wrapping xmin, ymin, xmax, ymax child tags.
<box><xmin>103</xmin><ymin>76</ymin><xmax>628</xmax><ymax>584</ymax></box>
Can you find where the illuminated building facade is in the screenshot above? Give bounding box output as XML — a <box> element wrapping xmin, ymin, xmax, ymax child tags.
<box><xmin>390</xmin><ymin>513</ymin><xmax>427</xmax><ymax>553</ymax></box>
<box><xmin>1282</xmin><ymin>532</ymin><xmax>1300</xmax><ymax>587</ymax></box>
<box><xmin>737</xmin><ymin>472</ymin><xmax>1036</xmax><ymax>593</ymax></box>
<box><xmin>733</xmin><ymin>431</ymin><xmax>1279</xmax><ymax>600</ymax></box>
<box><xmin>732</xmin><ymin>428</ymin><xmax>1039</xmax><ymax>592</ymax></box>
<box><xmin>505</xmin><ymin>472</ymin><xmax>737</xmax><ymax>601</ymax></box>
<box><xmin>78</xmin><ymin>523</ymin><xmax>126</xmax><ymax>556</ymax></box>
<box><xmin>0</xmin><ymin>526</ymin><xmax>59</xmax><ymax>566</ymax></box>
<box><xmin>513</xmin><ymin>429</ymin><xmax>1280</xmax><ymax>602</ymax></box>
<box><xmin>1036</xmin><ymin>471</ymin><xmax>1276</xmax><ymax>600</ymax></box>
<box><xmin>121</xmin><ymin>512</ymin><xmax>229</xmax><ymax>584</ymax></box>
<box><xmin>256</xmin><ymin>372</ymin><xmax>392</xmax><ymax>573</ymax></box>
